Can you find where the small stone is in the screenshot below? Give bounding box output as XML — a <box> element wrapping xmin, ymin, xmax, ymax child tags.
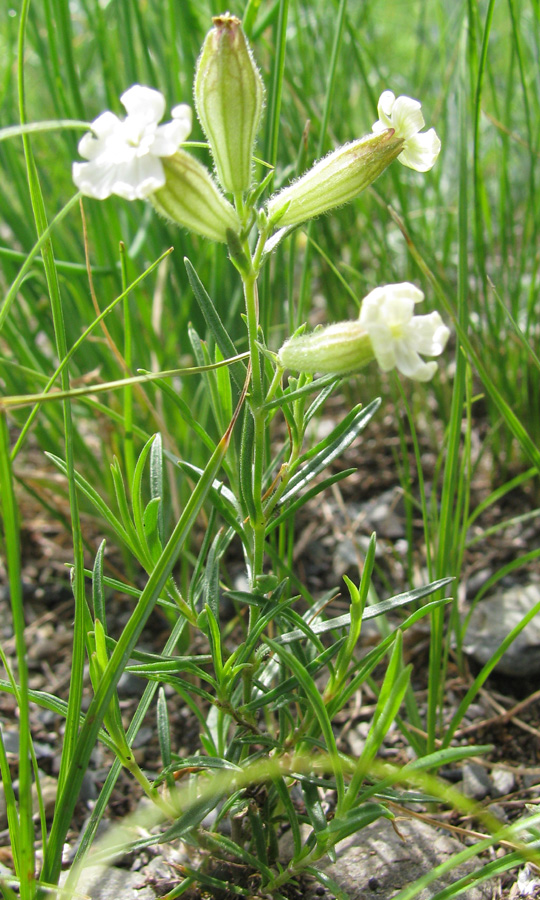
<box><xmin>79</xmin><ymin>770</ymin><xmax>98</xmax><ymax>804</ymax></box>
<box><xmin>492</xmin><ymin>768</ymin><xmax>516</xmax><ymax>798</ymax></box>
<box><xmin>462</xmin><ymin>762</ymin><xmax>493</xmax><ymax>800</ymax></box>
<box><xmin>132</xmin><ymin>726</ymin><xmax>153</xmax><ymax>749</ymax></box>
<box><xmin>309</xmin><ymin>817</ymin><xmax>491</xmax><ymax>899</ymax></box>
<box><xmin>333</xmin><ymin>536</ymin><xmax>379</xmax><ymax>580</ymax></box>
<box><xmin>31</xmin><ymin>773</ymin><xmax>58</xmax><ymax>819</ymax></box>
<box><xmin>359</xmin><ymin>487</ymin><xmax>405</xmax><ymax>539</ymax></box>
<box><xmin>347</xmin><ymin>721</ymin><xmax>370</xmax><ymax>756</ymax></box>
<box><xmin>2</xmin><ymin>730</ymin><xmax>19</xmax><ymax>755</ymax></box>
<box><xmin>117</xmin><ymin>669</ymin><xmax>146</xmax><ymax>697</ymax></box>
<box><xmin>463</xmin><ymin>584</ymin><xmax>540</xmax><ymax>677</ymax></box>
<box><xmin>487</xmin><ymin>803</ymin><xmax>508</xmax><ymax>823</ymax></box>
<box><xmin>522</xmin><ymin>774</ymin><xmax>540</xmax><ymax>790</ymax></box>
<box><xmin>60</xmin><ymin>865</ymin><xmax>157</xmax><ymax>899</ymax></box>
<box><xmin>462</xmin><ymin>703</ymin><xmax>485</xmax><ymax>722</ymax></box>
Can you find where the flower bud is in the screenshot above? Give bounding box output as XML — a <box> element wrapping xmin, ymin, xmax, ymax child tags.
<box><xmin>278</xmin><ymin>322</ymin><xmax>374</xmax><ymax>375</ymax></box>
<box><xmin>267</xmin><ymin>130</ymin><xmax>403</xmax><ymax>228</ymax></box>
<box><xmin>150</xmin><ymin>150</ymin><xmax>241</xmax><ymax>242</ymax></box>
<box><xmin>195</xmin><ymin>14</ymin><xmax>264</xmax><ymax>194</ymax></box>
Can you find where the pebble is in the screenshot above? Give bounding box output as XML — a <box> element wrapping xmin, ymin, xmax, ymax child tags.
<box><xmin>117</xmin><ymin>669</ymin><xmax>147</xmax><ymax>697</ymax></box>
<box><xmin>60</xmin><ymin>864</ymin><xmax>157</xmax><ymax>899</ymax></box>
<box><xmin>31</xmin><ymin>772</ymin><xmax>58</xmax><ymax>819</ymax></box>
<box><xmin>491</xmin><ymin>767</ymin><xmax>516</xmax><ymax>797</ymax></box>
<box><xmin>462</xmin><ymin>762</ymin><xmax>493</xmax><ymax>800</ymax></box>
<box><xmin>463</xmin><ymin>583</ymin><xmax>540</xmax><ymax>676</ymax></box>
<box><xmin>2</xmin><ymin>730</ymin><xmax>19</xmax><ymax>755</ymax></box>
<box><xmin>301</xmin><ymin>816</ymin><xmax>492</xmax><ymax>899</ymax></box>
<box><xmin>359</xmin><ymin>487</ymin><xmax>406</xmax><ymax>539</ymax></box>
<box><xmin>487</xmin><ymin>802</ymin><xmax>508</xmax><ymax>823</ymax></box>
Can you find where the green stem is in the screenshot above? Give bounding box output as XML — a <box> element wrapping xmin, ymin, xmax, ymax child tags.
<box><xmin>242</xmin><ymin>271</ymin><xmax>266</xmax><ymax>586</ymax></box>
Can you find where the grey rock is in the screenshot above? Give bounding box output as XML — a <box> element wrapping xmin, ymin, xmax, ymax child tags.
<box><xmin>2</xmin><ymin>729</ymin><xmax>19</xmax><ymax>755</ymax></box>
<box><xmin>79</xmin><ymin>769</ymin><xmax>98</xmax><ymax>803</ymax></box>
<box><xmin>465</xmin><ymin>569</ymin><xmax>493</xmax><ymax>599</ymax></box>
<box><xmin>31</xmin><ymin>772</ymin><xmax>58</xmax><ymax>819</ymax></box>
<box><xmin>487</xmin><ymin>802</ymin><xmax>509</xmax><ymax>823</ymax></box>
<box><xmin>461</xmin><ymin>703</ymin><xmax>485</xmax><ymax>723</ymax></box>
<box><xmin>60</xmin><ymin>864</ymin><xmax>157</xmax><ymax>899</ymax></box>
<box><xmin>333</xmin><ymin>536</ymin><xmax>377</xmax><ymax>580</ymax></box>
<box><xmin>132</xmin><ymin>726</ymin><xmax>154</xmax><ymax>749</ymax></box>
<box><xmin>304</xmin><ymin>817</ymin><xmax>492</xmax><ymax>899</ymax></box>
<box><xmin>359</xmin><ymin>487</ymin><xmax>406</xmax><ymax>540</ymax></box>
<box><xmin>347</xmin><ymin>722</ymin><xmax>371</xmax><ymax>756</ymax></box>
<box><xmin>0</xmin><ymin>771</ymin><xmax>57</xmax><ymax>828</ymax></box>
<box><xmin>492</xmin><ymin>767</ymin><xmax>516</xmax><ymax>797</ymax></box>
<box><xmin>462</xmin><ymin>584</ymin><xmax>540</xmax><ymax>677</ymax></box>
<box><xmin>118</xmin><ymin>669</ymin><xmax>147</xmax><ymax>697</ymax></box>
<box><xmin>63</xmin><ymin>816</ymin><xmax>111</xmax><ymax>864</ymax></box>
<box><xmin>462</xmin><ymin>762</ymin><xmax>493</xmax><ymax>800</ymax></box>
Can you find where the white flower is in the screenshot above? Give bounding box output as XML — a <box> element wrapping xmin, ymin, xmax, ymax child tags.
<box><xmin>73</xmin><ymin>85</ymin><xmax>192</xmax><ymax>200</ymax></box>
<box><xmin>372</xmin><ymin>91</ymin><xmax>441</xmax><ymax>172</ymax></box>
<box><xmin>359</xmin><ymin>282</ymin><xmax>449</xmax><ymax>381</ymax></box>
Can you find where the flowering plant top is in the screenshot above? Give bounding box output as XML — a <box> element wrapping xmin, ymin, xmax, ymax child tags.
<box><xmin>372</xmin><ymin>91</ymin><xmax>441</xmax><ymax>172</ymax></box>
<box><xmin>359</xmin><ymin>283</ymin><xmax>450</xmax><ymax>381</ymax></box>
<box><xmin>72</xmin><ymin>85</ymin><xmax>192</xmax><ymax>200</ymax></box>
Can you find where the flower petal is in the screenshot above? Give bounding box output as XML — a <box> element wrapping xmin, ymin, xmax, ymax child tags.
<box><xmin>389</xmin><ymin>95</ymin><xmax>425</xmax><ymax>140</ymax></box>
<box><xmin>398</xmin><ymin>129</ymin><xmax>441</xmax><ymax>172</ymax></box>
<box><xmin>369</xmin><ymin>322</ymin><xmax>397</xmax><ymax>371</ymax></box>
<box><xmin>109</xmin><ymin>155</ymin><xmax>166</xmax><ymax>199</ymax></box>
<box><xmin>407</xmin><ymin>313</ymin><xmax>450</xmax><ymax>356</ymax></box>
<box><xmin>376</xmin><ymin>90</ymin><xmax>396</xmax><ymax>127</ymax></box>
<box><xmin>73</xmin><ymin>159</ymin><xmax>123</xmax><ymax>200</ymax></box>
<box><xmin>89</xmin><ymin>111</ymin><xmax>122</xmax><ymax>140</ymax></box>
<box><xmin>73</xmin><ymin>154</ymin><xmax>165</xmax><ymax>200</ymax></box>
<box><xmin>359</xmin><ymin>283</ymin><xmax>424</xmax><ymax>329</ymax></box>
<box><xmin>172</xmin><ymin>103</ymin><xmax>193</xmax><ymax>133</ymax></box>
<box><xmin>120</xmin><ymin>84</ymin><xmax>165</xmax><ymax>124</ymax></box>
<box><xmin>358</xmin><ymin>286</ymin><xmax>389</xmax><ymax>325</ymax></box>
<box><xmin>152</xmin><ymin>119</ymin><xmax>191</xmax><ymax>156</ymax></box>
<box><xmin>394</xmin><ymin>342</ymin><xmax>438</xmax><ymax>381</ymax></box>
<box><xmin>374</xmin><ymin>91</ymin><xmax>440</xmax><ymax>172</ymax></box>
<box><xmin>78</xmin><ymin>112</ymin><xmax>121</xmax><ymax>160</ymax></box>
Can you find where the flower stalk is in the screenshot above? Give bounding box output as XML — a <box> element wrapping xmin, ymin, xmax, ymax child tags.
<box><xmin>65</xmin><ymin>30</ymin><xmax>451</xmax><ymax>892</ymax></box>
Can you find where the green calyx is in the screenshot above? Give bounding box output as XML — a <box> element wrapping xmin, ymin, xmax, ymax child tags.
<box><xmin>195</xmin><ymin>14</ymin><xmax>264</xmax><ymax>194</ymax></box>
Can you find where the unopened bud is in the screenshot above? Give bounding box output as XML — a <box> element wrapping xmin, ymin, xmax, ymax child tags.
<box><xmin>267</xmin><ymin>130</ymin><xmax>403</xmax><ymax>228</ymax></box>
<box><xmin>195</xmin><ymin>14</ymin><xmax>264</xmax><ymax>194</ymax></box>
<box><xmin>278</xmin><ymin>321</ymin><xmax>374</xmax><ymax>375</ymax></box>
<box><xmin>151</xmin><ymin>150</ymin><xmax>241</xmax><ymax>242</ymax></box>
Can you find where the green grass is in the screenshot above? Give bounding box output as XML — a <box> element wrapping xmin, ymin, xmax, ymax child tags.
<box><xmin>1</xmin><ymin>0</ymin><xmax>540</xmax><ymax>898</ymax></box>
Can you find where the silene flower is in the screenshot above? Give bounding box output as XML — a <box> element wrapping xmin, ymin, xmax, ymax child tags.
<box><xmin>73</xmin><ymin>85</ymin><xmax>192</xmax><ymax>200</ymax></box>
<box><xmin>278</xmin><ymin>283</ymin><xmax>449</xmax><ymax>383</ymax></box>
<box><xmin>358</xmin><ymin>283</ymin><xmax>449</xmax><ymax>381</ymax></box>
<box><xmin>372</xmin><ymin>90</ymin><xmax>441</xmax><ymax>172</ymax></box>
